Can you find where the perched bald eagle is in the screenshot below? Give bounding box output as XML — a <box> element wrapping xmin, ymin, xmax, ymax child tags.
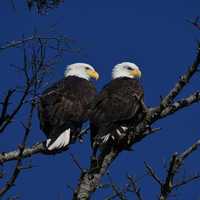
<box><xmin>38</xmin><ymin>63</ymin><xmax>99</xmax><ymax>151</ymax></box>
<box><xmin>90</xmin><ymin>62</ymin><xmax>144</xmax><ymax>152</ymax></box>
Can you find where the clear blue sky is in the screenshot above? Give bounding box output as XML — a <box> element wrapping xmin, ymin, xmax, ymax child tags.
<box><xmin>0</xmin><ymin>1</ymin><xmax>200</xmax><ymax>199</ymax></box>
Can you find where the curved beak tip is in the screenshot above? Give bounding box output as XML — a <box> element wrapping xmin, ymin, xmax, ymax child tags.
<box><xmin>131</xmin><ymin>69</ymin><xmax>142</xmax><ymax>78</ymax></box>
<box><xmin>87</xmin><ymin>70</ymin><xmax>99</xmax><ymax>80</ymax></box>
<box><xmin>96</xmin><ymin>72</ymin><xmax>100</xmax><ymax>80</ymax></box>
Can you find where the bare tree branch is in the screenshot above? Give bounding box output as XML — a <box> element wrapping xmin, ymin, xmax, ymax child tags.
<box><xmin>158</xmin><ymin>139</ymin><xmax>200</xmax><ymax>200</ymax></box>
<box><xmin>173</xmin><ymin>173</ymin><xmax>200</xmax><ymax>189</ymax></box>
<box><xmin>105</xmin><ymin>173</ymin><xmax>128</xmax><ymax>200</ymax></box>
<box><xmin>0</xmin><ymin>127</ymin><xmax>89</xmax><ymax>164</ymax></box>
<box><xmin>144</xmin><ymin>162</ymin><xmax>162</xmax><ymax>186</ymax></box>
<box><xmin>0</xmin><ymin>101</ymin><xmax>35</xmax><ymax>197</ymax></box>
<box><xmin>154</xmin><ymin>43</ymin><xmax>200</xmax><ymax>114</ymax></box>
<box><xmin>187</xmin><ymin>16</ymin><xmax>200</xmax><ymax>31</ymax></box>
<box><xmin>26</xmin><ymin>0</ymin><xmax>64</xmax><ymax>14</ymax></box>
<box><xmin>69</xmin><ymin>153</ymin><xmax>85</xmax><ymax>173</ymax></box>
<box><xmin>0</xmin><ymin>142</ymin><xmax>45</xmax><ymax>164</ymax></box>
<box><xmin>0</xmin><ymin>31</ymin><xmax>79</xmax><ymax>196</ymax></box>
<box><xmin>127</xmin><ymin>175</ymin><xmax>143</xmax><ymax>200</ymax></box>
<box><xmin>160</xmin><ymin>91</ymin><xmax>200</xmax><ymax>119</ymax></box>
<box><xmin>73</xmin><ymin>150</ymin><xmax>119</xmax><ymax>200</ymax></box>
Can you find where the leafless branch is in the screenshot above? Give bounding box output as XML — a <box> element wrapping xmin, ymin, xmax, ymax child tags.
<box><xmin>187</xmin><ymin>16</ymin><xmax>200</xmax><ymax>30</ymax></box>
<box><xmin>26</xmin><ymin>0</ymin><xmax>64</xmax><ymax>14</ymax></box>
<box><xmin>73</xmin><ymin>149</ymin><xmax>119</xmax><ymax>200</ymax></box>
<box><xmin>127</xmin><ymin>175</ymin><xmax>143</xmax><ymax>200</ymax></box>
<box><xmin>173</xmin><ymin>173</ymin><xmax>200</xmax><ymax>189</ymax></box>
<box><xmin>0</xmin><ymin>89</ymin><xmax>16</xmax><ymax>125</ymax></box>
<box><xmin>0</xmin><ymin>127</ymin><xmax>89</xmax><ymax>164</ymax></box>
<box><xmin>0</xmin><ymin>142</ymin><xmax>45</xmax><ymax>164</ymax></box>
<box><xmin>0</xmin><ymin>31</ymin><xmax>78</xmax><ymax>196</ymax></box>
<box><xmin>179</xmin><ymin>139</ymin><xmax>200</xmax><ymax>160</ymax></box>
<box><xmin>0</xmin><ymin>36</ymin><xmax>35</xmax><ymax>51</ymax></box>
<box><xmin>158</xmin><ymin>139</ymin><xmax>200</xmax><ymax>200</ymax></box>
<box><xmin>159</xmin><ymin>91</ymin><xmax>200</xmax><ymax>119</ymax></box>
<box><xmin>0</xmin><ymin>32</ymin><xmax>74</xmax><ymax>135</ymax></box>
<box><xmin>151</xmin><ymin>42</ymin><xmax>200</xmax><ymax>117</ymax></box>
<box><xmin>0</xmin><ymin>34</ymin><xmax>73</xmax><ymax>55</ymax></box>
<box><xmin>144</xmin><ymin>162</ymin><xmax>162</xmax><ymax>186</ymax></box>
<box><xmin>69</xmin><ymin>153</ymin><xmax>85</xmax><ymax>173</ymax></box>
<box><xmin>0</xmin><ymin>101</ymin><xmax>35</xmax><ymax>197</ymax></box>
<box><xmin>106</xmin><ymin>173</ymin><xmax>128</xmax><ymax>200</ymax></box>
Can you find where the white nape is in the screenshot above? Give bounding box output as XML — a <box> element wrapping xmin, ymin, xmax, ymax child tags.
<box><xmin>47</xmin><ymin>128</ymin><xmax>71</xmax><ymax>151</ymax></box>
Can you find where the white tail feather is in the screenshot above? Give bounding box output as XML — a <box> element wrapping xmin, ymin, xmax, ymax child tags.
<box><xmin>121</xmin><ymin>126</ymin><xmax>128</xmax><ymax>131</ymax></box>
<box><xmin>101</xmin><ymin>134</ymin><xmax>110</xmax><ymax>143</ymax></box>
<box><xmin>116</xmin><ymin>129</ymin><xmax>122</xmax><ymax>136</ymax></box>
<box><xmin>47</xmin><ymin>129</ymin><xmax>70</xmax><ymax>151</ymax></box>
<box><xmin>46</xmin><ymin>139</ymin><xmax>51</xmax><ymax>147</ymax></box>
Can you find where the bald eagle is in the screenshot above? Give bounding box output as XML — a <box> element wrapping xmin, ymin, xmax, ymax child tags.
<box><xmin>38</xmin><ymin>63</ymin><xmax>99</xmax><ymax>151</ymax></box>
<box><xmin>90</xmin><ymin>62</ymin><xmax>144</xmax><ymax>151</ymax></box>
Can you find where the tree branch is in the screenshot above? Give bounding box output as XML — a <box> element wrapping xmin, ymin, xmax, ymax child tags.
<box><xmin>106</xmin><ymin>173</ymin><xmax>127</xmax><ymax>200</ymax></box>
<box><xmin>0</xmin><ymin>102</ymin><xmax>35</xmax><ymax>197</ymax></box>
<box><xmin>0</xmin><ymin>142</ymin><xmax>45</xmax><ymax>164</ymax></box>
<box><xmin>144</xmin><ymin>162</ymin><xmax>162</xmax><ymax>186</ymax></box>
<box><xmin>0</xmin><ymin>127</ymin><xmax>89</xmax><ymax>164</ymax></box>
<box><xmin>159</xmin><ymin>139</ymin><xmax>200</xmax><ymax>200</ymax></box>
<box><xmin>155</xmin><ymin>43</ymin><xmax>200</xmax><ymax>113</ymax></box>
<box><xmin>127</xmin><ymin>175</ymin><xmax>143</xmax><ymax>200</ymax></box>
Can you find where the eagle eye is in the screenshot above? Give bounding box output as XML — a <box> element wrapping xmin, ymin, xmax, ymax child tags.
<box><xmin>85</xmin><ymin>67</ymin><xmax>90</xmax><ymax>70</ymax></box>
<box><xmin>127</xmin><ymin>66</ymin><xmax>133</xmax><ymax>70</ymax></box>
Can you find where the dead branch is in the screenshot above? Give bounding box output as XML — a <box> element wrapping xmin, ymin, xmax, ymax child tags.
<box><xmin>127</xmin><ymin>175</ymin><xmax>143</xmax><ymax>200</ymax></box>
<box><xmin>26</xmin><ymin>0</ymin><xmax>64</xmax><ymax>14</ymax></box>
<box><xmin>159</xmin><ymin>44</ymin><xmax>200</xmax><ymax>109</ymax></box>
<box><xmin>144</xmin><ymin>162</ymin><xmax>162</xmax><ymax>186</ymax></box>
<box><xmin>187</xmin><ymin>16</ymin><xmax>200</xmax><ymax>31</ymax></box>
<box><xmin>0</xmin><ymin>31</ymin><xmax>76</xmax><ymax>196</ymax></box>
<box><xmin>173</xmin><ymin>173</ymin><xmax>200</xmax><ymax>189</ymax></box>
<box><xmin>106</xmin><ymin>173</ymin><xmax>128</xmax><ymax>200</ymax></box>
<box><xmin>0</xmin><ymin>32</ymin><xmax>74</xmax><ymax>135</ymax></box>
<box><xmin>158</xmin><ymin>139</ymin><xmax>200</xmax><ymax>200</ymax></box>
<box><xmin>0</xmin><ymin>102</ymin><xmax>35</xmax><ymax>197</ymax></box>
<box><xmin>73</xmin><ymin>150</ymin><xmax>119</xmax><ymax>200</ymax></box>
<box><xmin>0</xmin><ymin>128</ymin><xmax>89</xmax><ymax>164</ymax></box>
<box><xmin>0</xmin><ymin>142</ymin><xmax>45</xmax><ymax>164</ymax></box>
<box><xmin>0</xmin><ymin>34</ymin><xmax>73</xmax><ymax>55</ymax></box>
<box><xmin>69</xmin><ymin>153</ymin><xmax>85</xmax><ymax>173</ymax></box>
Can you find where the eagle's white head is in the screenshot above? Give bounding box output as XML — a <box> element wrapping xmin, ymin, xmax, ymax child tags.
<box><xmin>112</xmin><ymin>62</ymin><xmax>142</xmax><ymax>79</ymax></box>
<box><xmin>64</xmin><ymin>63</ymin><xmax>99</xmax><ymax>80</ymax></box>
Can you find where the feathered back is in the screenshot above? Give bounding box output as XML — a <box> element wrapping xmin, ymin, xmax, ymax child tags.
<box><xmin>90</xmin><ymin>77</ymin><xmax>144</xmax><ymax>147</ymax></box>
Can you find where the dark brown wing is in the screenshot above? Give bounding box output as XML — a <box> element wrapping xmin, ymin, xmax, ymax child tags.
<box><xmin>90</xmin><ymin>77</ymin><xmax>144</xmax><ymax>145</ymax></box>
<box><xmin>38</xmin><ymin>76</ymin><xmax>96</xmax><ymax>141</ymax></box>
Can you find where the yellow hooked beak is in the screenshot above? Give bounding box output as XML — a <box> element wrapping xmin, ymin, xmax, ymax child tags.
<box><xmin>86</xmin><ymin>69</ymin><xmax>99</xmax><ymax>80</ymax></box>
<box><xmin>131</xmin><ymin>68</ymin><xmax>142</xmax><ymax>78</ymax></box>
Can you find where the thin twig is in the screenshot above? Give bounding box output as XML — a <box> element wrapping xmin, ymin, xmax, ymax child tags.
<box><xmin>159</xmin><ymin>139</ymin><xmax>200</xmax><ymax>200</ymax></box>
<box><xmin>69</xmin><ymin>153</ymin><xmax>84</xmax><ymax>173</ymax></box>
<box><xmin>127</xmin><ymin>175</ymin><xmax>143</xmax><ymax>200</ymax></box>
<box><xmin>144</xmin><ymin>162</ymin><xmax>162</xmax><ymax>186</ymax></box>
<box><xmin>0</xmin><ymin>102</ymin><xmax>35</xmax><ymax>197</ymax></box>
